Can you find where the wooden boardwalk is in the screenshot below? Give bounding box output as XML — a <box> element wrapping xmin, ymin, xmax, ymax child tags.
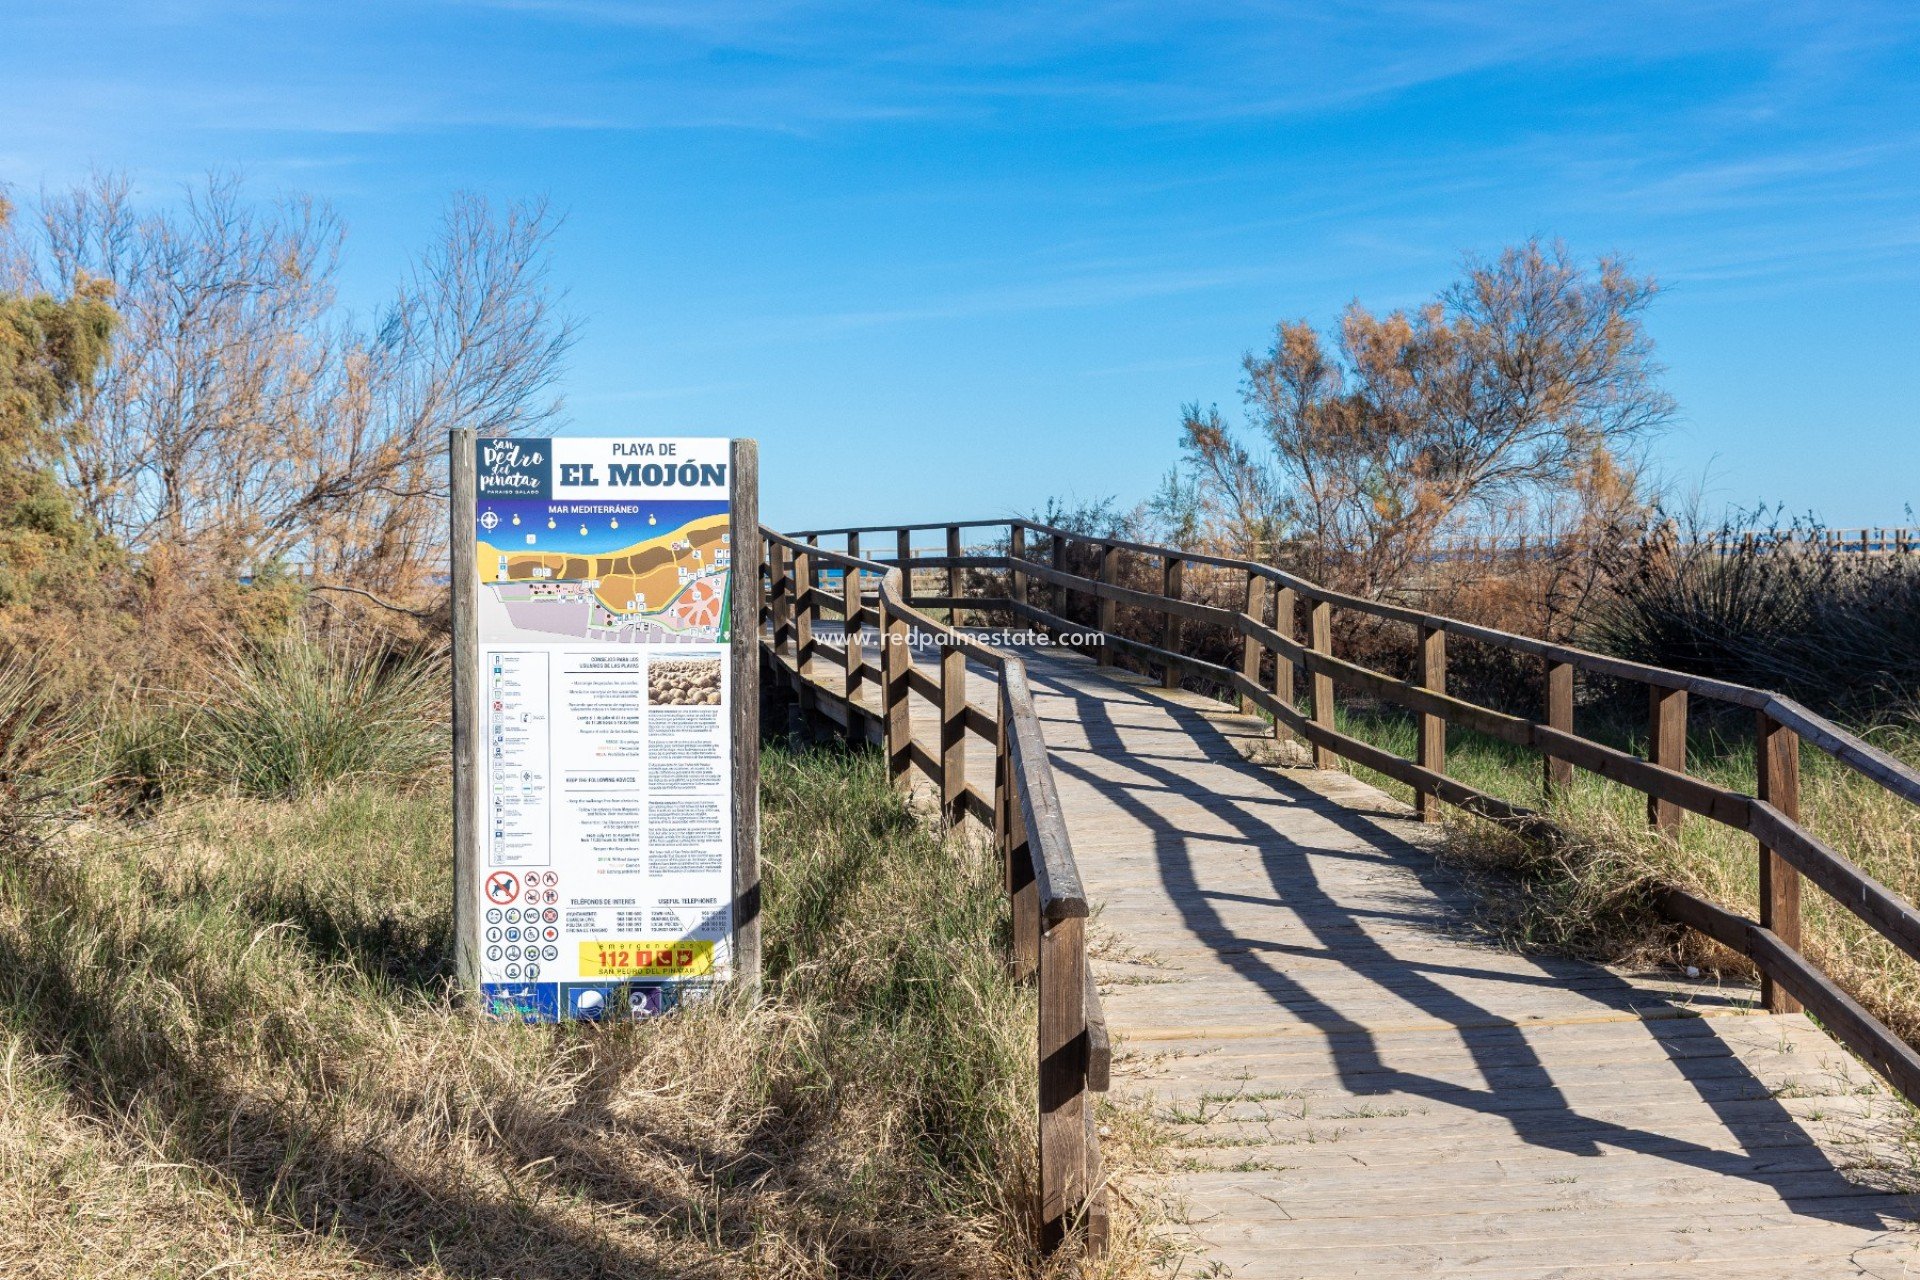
<box><xmin>772</xmin><ymin>515</ymin><xmax>1920</xmax><ymax>1275</ymax></box>
<box><xmin>927</xmin><ymin>638</ymin><xmax>1920</xmax><ymax>1278</ymax></box>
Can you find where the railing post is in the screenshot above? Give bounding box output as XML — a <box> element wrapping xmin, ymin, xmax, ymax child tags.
<box><xmin>896</xmin><ymin>528</ymin><xmax>914</xmax><ymax>608</ymax></box>
<box><xmin>1272</xmin><ymin>586</ymin><xmax>1297</xmax><ymax>742</ymax></box>
<box><xmin>757</xmin><ymin>541</ymin><xmax>770</xmax><ymax>632</ymax></box>
<box><xmin>793</xmin><ymin>545</ymin><xmax>817</xmax><ymax>724</ymax></box>
<box><xmin>991</xmin><ymin>679</ymin><xmax>1008</xmax><ymax>849</ymax></box>
<box><xmin>845</xmin><ymin>530</ymin><xmax>860</xmax><ymax>562</ymax></box>
<box><xmin>1161</xmin><ymin>555</ymin><xmax>1183</xmax><ymax>690</ymax></box>
<box><xmin>768</xmin><ymin>540</ymin><xmax>792</xmax><ymax>660</ymax></box>
<box><xmin>1544</xmin><ymin>660</ymin><xmax>1575</xmax><ymax>799</ymax></box>
<box><xmin>1758</xmin><ymin>712</ymin><xmax>1804</xmax><ymax>1014</ymax></box>
<box><xmin>1416</xmin><ymin>625</ymin><xmax>1446</xmax><ymax>823</ymax></box>
<box><xmin>842</xmin><ymin>565</ymin><xmax>864</xmax><ymax>743</ymax></box>
<box><xmin>1009</xmin><ymin>522</ymin><xmax>1028</xmax><ymax>611</ymax></box>
<box><xmin>882</xmin><ymin>602</ymin><xmax>912</xmax><ymax>787</ymax></box>
<box><xmin>1308</xmin><ymin>598</ymin><xmax>1336</xmax><ymax>768</ymax></box>
<box><xmin>992</xmin><ymin>694</ymin><xmax>1008</xmax><ymax>848</ymax></box>
<box><xmin>940</xmin><ymin>645</ymin><xmax>967</xmax><ymax>825</ymax></box>
<box><xmin>1037</xmin><ymin>911</ymin><xmax>1088</xmax><ymax>1252</ymax></box>
<box><xmin>1648</xmin><ymin>685</ymin><xmax>1688</xmax><ymax>835</ymax></box>
<box><xmin>947</xmin><ymin>524</ymin><xmax>964</xmax><ymax>627</ymax></box>
<box><xmin>1096</xmin><ymin>544</ymin><xmax>1116</xmax><ymax>667</ymax></box>
<box><xmin>1240</xmin><ymin>573</ymin><xmax>1268</xmax><ymax>715</ymax></box>
<box><xmin>1003</xmin><ymin>685</ymin><xmax>1039</xmax><ymax>982</ymax></box>
<box><xmin>1050</xmin><ymin>532</ymin><xmax>1067</xmax><ymax>626</ymax></box>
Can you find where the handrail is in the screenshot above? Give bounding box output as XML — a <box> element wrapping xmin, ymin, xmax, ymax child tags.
<box><xmin>757</xmin><ymin>526</ymin><xmax>1106</xmax><ymax>1254</ymax></box>
<box><xmin>786</xmin><ymin>517</ymin><xmax>1920</xmax><ymax>1115</ymax></box>
<box><xmin>838</xmin><ymin>516</ymin><xmax>1920</xmax><ymax>809</ymax></box>
<box><xmin>785</xmin><ymin>518</ymin><xmax>1015</xmax><ymax>539</ymax></box>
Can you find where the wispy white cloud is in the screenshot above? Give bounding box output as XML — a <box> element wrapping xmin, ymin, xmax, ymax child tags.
<box><xmin>6</xmin><ymin>0</ymin><xmax>1914</xmax><ymax>160</ymax></box>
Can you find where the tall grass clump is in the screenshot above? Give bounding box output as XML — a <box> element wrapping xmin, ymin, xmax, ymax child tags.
<box><xmin>1590</xmin><ymin>530</ymin><xmax>1920</xmax><ymax>718</ymax></box>
<box><xmin>0</xmin><ymin>659</ymin><xmax>91</xmax><ymax>796</ymax></box>
<box><xmin>759</xmin><ymin>746</ymin><xmax>1035</xmax><ymax>1230</ymax></box>
<box><xmin>184</xmin><ymin>630</ymin><xmax>447</xmax><ymax>799</ymax></box>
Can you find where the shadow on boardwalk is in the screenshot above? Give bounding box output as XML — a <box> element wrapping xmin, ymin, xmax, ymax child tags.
<box><xmin>1021</xmin><ymin>651</ymin><xmax>1912</xmax><ymax>1237</ymax></box>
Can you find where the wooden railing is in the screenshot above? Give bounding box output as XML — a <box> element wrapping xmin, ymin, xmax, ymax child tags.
<box><xmin>783</xmin><ymin>517</ymin><xmax>1920</xmax><ymax>1114</ymax></box>
<box><xmin>757</xmin><ymin>527</ymin><xmax>1110</xmax><ymax>1256</ymax></box>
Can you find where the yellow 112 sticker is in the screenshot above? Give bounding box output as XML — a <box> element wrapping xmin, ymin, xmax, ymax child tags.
<box><xmin>580</xmin><ymin>940</ymin><xmax>714</xmax><ymax>978</ymax></box>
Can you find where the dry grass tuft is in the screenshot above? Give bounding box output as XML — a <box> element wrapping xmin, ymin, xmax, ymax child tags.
<box><xmin>0</xmin><ymin>740</ymin><xmax>1164</xmax><ymax>1278</ymax></box>
<box><xmin>1333</xmin><ymin>703</ymin><xmax>1920</xmax><ymax>1050</ymax></box>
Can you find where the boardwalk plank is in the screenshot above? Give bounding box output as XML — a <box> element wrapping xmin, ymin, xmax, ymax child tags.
<box><xmin>804</xmin><ymin>625</ymin><xmax>1918</xmax><ymax>1275</ymax></box>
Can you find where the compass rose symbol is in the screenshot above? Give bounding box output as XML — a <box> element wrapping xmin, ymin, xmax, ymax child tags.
<box><xmin>479</xmin><ymin>510</ymin><xmax>500</xmax><ymax>532</ymax></box>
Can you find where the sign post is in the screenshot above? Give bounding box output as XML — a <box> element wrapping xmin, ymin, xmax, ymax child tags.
<box><xmin>451</xmin><ymin>432</ymin><xmax>760</xmax><ymax>1021</ymax></box>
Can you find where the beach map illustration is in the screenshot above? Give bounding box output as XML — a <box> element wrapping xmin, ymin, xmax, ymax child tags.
<box><xmin>476</xmin><ymin>499</ymin><xmax>732</xmax><ymax>644</ymax></box>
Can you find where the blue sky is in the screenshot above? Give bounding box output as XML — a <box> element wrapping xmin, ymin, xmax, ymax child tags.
<box><xmin>2</xmin><ymin>1</ymin><xmax>1916</xmax><ymax>529</ymax></box>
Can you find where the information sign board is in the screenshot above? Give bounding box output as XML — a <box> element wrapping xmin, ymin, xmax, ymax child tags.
<box><xmin>451</xmin><ymin>433</ymin><xmax>759</xmax><ymax>1021</ymax></box>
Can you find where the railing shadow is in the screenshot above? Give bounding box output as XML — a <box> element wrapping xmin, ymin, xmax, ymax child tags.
<box><xmin>1018</xmin><ymin>645</ymin><xmax>1912</xmax><ymax>1231</ymax></box>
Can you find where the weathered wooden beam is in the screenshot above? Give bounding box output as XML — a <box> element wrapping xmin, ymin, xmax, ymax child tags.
<box><xmin>1272</xmin><ymin>586</ymin><xmax>1297</xmax><ymax>744</ymax></box>
<box><xmin>1544</xmin><ymin>659</ymin><xmax>1574</xmax><ymax>798</ymax></box>
<box><xmin>767</xmin><ymin>539</ymin><xmax>792</xmax><ymax>657</ymax></box>
<box><xmin>940</xmin><ymin>646</ymin><xmax>967</xmax><ymax>825</ymax></box>
<box><xmin>1648</xmin><ymin>686</ymin><xmax>1688</xmax><ymax>835</ymax></box>
<box><xmin>1309</xmin><ymin>599</ymin><xmax>1336</xmax><ymax>768</ymax></box>
<box><xmin>1096</xmin><ymin>545</ymin><xmax>1116</xmax><ymax>667</ymax></box>
<box><xmin>449</xmin><ymin>429</ymin><xmax>479</xmax><ymax>995</ymax></box>
<box><xmin>729</xmin><ymin>440</ymin><xmax>763</xmax><ymax>997</ymax></box>
<box><xmin>841</xmin><ymin>565</ymin><xmax>865</xmax><ymax>744</ymax></box>
<box><xmin>896</xmin><ymin>528</ymin><xmax>914</xmax><ymax>607</ymax></box>
<box><xmin>1161</xmin><ymin>555</ymin><xmax>1184</xmax><ymax>690</ymax></box>
<box><xmin>1240</xmin><ymin>572</ymin><xmax>1268</xmax><ymax>716</ymax></box>
<box><xmin>946</xmin><ymin>524</ymin><xmax>964</xmax><ymax>627</ymax></box>
<box><xmin>792</xmin><ymin>545</ymin><xmax>817</xmax><ymax>722</ymax></box>
<box><xmin>881</xmin><ymin>602</ymin><xmax>912</xmax><ymax>787</ymax></box>
<box><xmin>1036</xmin><ymin>912</ymin><xmax>1088</xmax><ymax>1252</ymax></box>
<box><xmin>1002</xmin><ymin>687</ymin><xmax>1039</xmax><ymax>982</ymax></box>
<box><xmin>1758</xmin><ymin>712</ymin><xmax>1803</xmax><ymax>1014</ymax></box>
<box><xmin>1416</xmin><ymin>625</ymin><xmax>1446</xmax><ymax>824</ymax></box>
<box><xmin>1009</xmin><ymin>523</ymin><xmax>1028</xmax><ymax>610</ymax></box>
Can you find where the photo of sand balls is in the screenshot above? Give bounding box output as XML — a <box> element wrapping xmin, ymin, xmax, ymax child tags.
<box><xmin>648</xmin><ymin>657</ymin><xmax>722</xmax><ymax>706</ymax></box>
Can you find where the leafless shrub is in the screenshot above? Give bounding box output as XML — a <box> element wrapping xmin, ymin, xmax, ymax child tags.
<box><xmin>1163</xmin><ymin>239</ymin><xmax>1671</xmax><ymax>599</ymax></box>
<box><xmin>3</xmin><ymin>173</ymin><xmax>575</xmax><ymax>607</ymax></box>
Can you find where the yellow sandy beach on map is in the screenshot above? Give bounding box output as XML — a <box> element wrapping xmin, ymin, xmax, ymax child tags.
<box><xmin>477</xmin><ymin>512</ymin><xmax>729</xmax><ymax>619</ymax></box>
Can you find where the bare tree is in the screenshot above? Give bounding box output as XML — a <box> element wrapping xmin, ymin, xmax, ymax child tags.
<box><xmin>5</xmin><ymin>173</ymin><xmax>575</xmax><ymax>600</ymax></box>
<box><xmin>1175</xmin><ymin>239</ymin><xmax>1674</xmax><ymax>595</ymax></box>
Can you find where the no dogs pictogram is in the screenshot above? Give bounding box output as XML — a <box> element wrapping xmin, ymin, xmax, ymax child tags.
<box><xmin>485</xmin><ymin>871</ymin><xmax>520</xmax><ymax>904</ymax></box>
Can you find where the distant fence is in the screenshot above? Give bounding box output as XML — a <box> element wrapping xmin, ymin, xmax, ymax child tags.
<box><xmin>1430</xmin><ymin>527</ymin><xmax>1920</xmax><ymax>563</ymax></box>
<box><xmin>1191</xmin><ymin>527</ymin><xmax>1920</xmax><ymax>571</ymax></box>
<box><xmin>1700</xmin><ymin>527</ymin><xmax>1919</xmax><ymax>557</ymax></box>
